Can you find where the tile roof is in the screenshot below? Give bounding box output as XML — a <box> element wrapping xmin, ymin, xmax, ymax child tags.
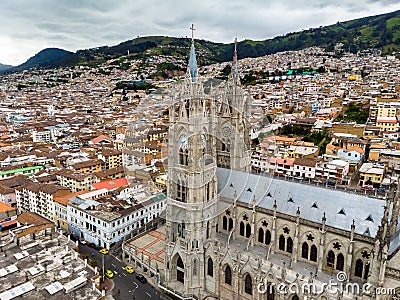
<box><xmin>91</xmin><ymin>177</ymin><xmax>128</xmax><ymax>191</ymax></box>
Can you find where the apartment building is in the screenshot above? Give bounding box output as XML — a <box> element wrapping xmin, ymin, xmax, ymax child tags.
<box><xmin>67</xmin><ymin>192</ymin><xmax>166</xmax><ymax>249</ymax></box>
<box><xmin>359</xmin><ymin>163</ymin><xmax>385</xmax><ymax>187</ymax></box>
<box><xmin>56</xmin><ymin>169</ymin><xmax>99</xmax><ymax>192</ymax></box>
<box><xmin>15</xmin><ymin>182</ymin><xmax>70</xmax><ymax>221</ymax></box>
<box><xmin>98</xmin><ymin>148</ymin><xmax>122</xmax><ymax>170</ymax></box>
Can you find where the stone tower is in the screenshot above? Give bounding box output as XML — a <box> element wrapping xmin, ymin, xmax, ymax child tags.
<box><xmin>164</xmin><ymin>30</ymin><xmax>251</xmax><ymax>298</ymax></box>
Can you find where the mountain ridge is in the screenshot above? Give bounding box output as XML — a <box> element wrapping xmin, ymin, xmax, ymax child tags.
<box><xmin>0</xmin><ymin>63</ymin><xmax>13</xmax><ymax>71</ymax></box>
<box><xmin>2</xmin><ymin>9</ymin><xmax>400</xmax><ymax>74</ymax></box>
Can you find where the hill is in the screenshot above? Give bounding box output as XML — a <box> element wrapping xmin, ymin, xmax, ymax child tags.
<box><xmin>2</xmin><ymin>9</ymin><xmax>400</xmax><ymax>74</ymax></box>
<box><xmin>5</xmin><ymin>48</ymin><xmax>79</xmax><ymax>73</ymax></box>
<box><xmin>0</xmin><ymin>63</ymin><xmax>13</xmax><ymax>71</ymax></box>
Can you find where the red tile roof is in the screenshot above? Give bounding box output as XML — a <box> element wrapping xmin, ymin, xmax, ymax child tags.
<box><xmin>91</xmin><ymin>177</ymin><xmax>128</xmax><ymax>191</ymax></box>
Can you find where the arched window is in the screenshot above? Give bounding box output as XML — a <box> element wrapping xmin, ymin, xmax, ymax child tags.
<box><xmin>239</xmin><ymin>222</ymin><xmax>245</xmax><ymax>236</ymax></box>
<box><xmin>301</xmin><ymin>242</ymin><xmax>309</xmax><ymax>259</ymax></box>
<box><xmin>207</xmin><ymin>257</ymin><xmax>213</xmax><ymax>277</ymax></box>
<box><xmin>246</xmin><ymin>223</ymin><xmax>251</xmax><ymax>238</ymax></box>
<box><xmin>327</xmin><ymin>250</ymin><xmax>335</xmax><ymax>268</ymax></box>
<box><xmin>258</xmin><ymin>228</ymin><xmax>264</xmax><ymax>243</ymax></box>
<box><xmin>244</xmin><ymin>274</ymin><xmax>252</xmax><ymax>295</ymax></box>
<box><xmin>364</xmin><ymin>262</ymin><xmax>370</xmax><ymax>280</ymax></box>
<box><xmin>222</xmin><ymin>216</ymin><xmax>227</xmax><ymax>230</ymax></box>
<box><xmin>310</xmin><ymin>245</ymin><xmax>318</xmax><ymax>262</ymax></box>
<box><xmin>177</xmin><ymin>256</ymin><xmax>184</xmax><ymax>268</ymax></box>
<box><xmin>228</xmin><ymin>218</ymin><xmax>233</xmax><ymax>231</ymax></box>
<box><xmin>336</xmin><ymin>253</ymin><xmax>344</xmax><ymax>271</ymax></box>
<box><xmin>265</xmin><ymin>230</ymin><xmax>271</xmax><ymax>245</ymax></box>
<box><xmin>287</xmin><ymin>237</ymin><xmax>293</xmax><ymax>253</ymax></box>
<box><xmin>225</xmin><ymin>265</ymin><xmax>232</xmax><ymax>285</ymax></box>
<box><xmin>355</xmin><ymin>259</ymin><xmax>363</xmax><ymax>278</ymax></box>
<box><xmin>279</xmin><ymin>235</ymin><xmax>285</xmax><ymax>251</ymax></box>
<box><xmin>292</xmin><ymin>295</ymin><xmax>300</xmax><ymax>300</ymax></box>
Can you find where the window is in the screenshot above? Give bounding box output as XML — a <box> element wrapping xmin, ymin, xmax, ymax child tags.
<box><xmin>336</xmin><ymin>253</ymin><xmax>344</xmax><ymax>271</ymax></box>
<box><xmin>279</xmin><ymin>235</ymin><xmax>285</xmax><ymax>251</ymax></box>
<box><xmin>244</xmin><ymin>274</ymin><xmax>252</xmax><ymax>295</ymax></box>
<box><xmin>355</xmin><ymin>259</ymin><xmax>363</xmax><ymax>278</ymax></box>
<box><xmin>228</xmin><ymin>218</ymin><xmax>233</xmax><ymax>231</ymax></box>
<box><xmin>193</xmin><ymin>259</ymin><xmax>198</xmax><ymax>276</ymax></box>
<box><xmin>286</xmin><ymin>237</ymin><xmax>293</xmax><ymax>253</ymax></box>
<box><xmin>246</xmin><ymin>223</ymin><xmax>251</xmax><ymax>238</ymax></box>
<box><xmin>310</xmin><ymin>245</ymin><xmax>318</xmax><ymax>262</ymax></box>
<box><xmin>302</xmin><ymin>242</ymin><xmax>309</xmax><ymax>259</ymax></box>
<box><xmin>327</xmin><ymin>250</ymin><xmax>335</xmax><ymax>268</ymax></box>
<box><xmin>207</xmin><ymin>258</ymin><xmax>213</xmax><ymax>277</ymax></box>
<box><xmin>240</xmin><ymin>222</ymin><xmax>245</xmax><ymax>236</ymax></box>
<box><xmin>223</xmin><ymin>216</ymin><xmax>227</xmax><ymax>230</ymax></box>
<box><xmin>265</xmin><ymin>230</ymin><xmax>271</xmax><ymax>245</ymax></box>
<box><xmin>258</xmin><ymin>228</ymin><xmax>264</xmax><ymax>243</ymax></box>
<box><xmin>225</xmin><ymin>265</ymin><xmax>232</xmax><ymax>285</ymax></box>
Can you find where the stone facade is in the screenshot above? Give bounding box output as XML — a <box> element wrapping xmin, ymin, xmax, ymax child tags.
<box><xmin>162</xmin><ymin>38</ymin><xmax>400</xmax><ymax>300</ymax></box>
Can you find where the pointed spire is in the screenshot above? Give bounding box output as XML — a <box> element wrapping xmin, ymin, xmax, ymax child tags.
<box><xmin>188</xmin><ymin>24</ymin><xmax>198</xmax><ymax>82</ymax></box>
<box><xmin>232</xmin><ymin>37</ymin><xmax>240</xmax><ymax>85</ymax></box>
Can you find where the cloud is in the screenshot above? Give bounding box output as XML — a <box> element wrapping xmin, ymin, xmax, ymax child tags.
<box><xmin>0</xmin><ymin>0</ymin><xmax>399</xmax><ymax>65</ymax></box>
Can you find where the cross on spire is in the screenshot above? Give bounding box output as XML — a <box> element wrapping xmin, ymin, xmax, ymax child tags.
<box><xmin>190</xmin><ymin>24</ymin><xmax>196</xmax><ymax>42</ymax></box>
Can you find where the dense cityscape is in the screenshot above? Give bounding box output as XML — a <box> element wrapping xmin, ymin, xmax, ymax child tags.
<box><xmin>1</xmin><ymin>3</ymin><xmax>400</xmax><ymax>300</ymax></box>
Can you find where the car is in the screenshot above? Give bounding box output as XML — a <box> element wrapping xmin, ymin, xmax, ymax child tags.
<box><xmin>70</xmin><ymin>235</ymin><xmax>78</xmax><ymax>242</ymax></box>
<box><xmin>99</xmin><ymin>248</ymin><xmax>109</xmax><ymax>255</ymax></box>
<box><xmin>87</xmin><ymin>242</ymin><xmax>95</xmax><ymax>248</ymax></box>
<box><xmin>79</xmin><ymin>239</ymin><xmax>87</xmax><ymax>244</ymax></box>
<box><xmin>361</xmin><ymin>185</ymin><xmax>374</xmax><ymax>191</ymax></box>
<box><xmin>94</xmin><ymin>245</ymin><xmax>101</xmax><ymax>251</ymax></box>
<box><xmin>136</xmin><ymin>274</ymin><xmax>147</xmax><ymax>284</ymax></box>
<box><xmin>105</xmin><ymin>270</ymin><xmax>114</xmax><ymax>279</ymax></box>
<box><xmin>125</xmin><ymin>266</ymin><xmax>134</xmax><ymax>273</ymax></box>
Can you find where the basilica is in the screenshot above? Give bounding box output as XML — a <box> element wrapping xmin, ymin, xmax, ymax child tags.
<box><xmin>162</xmin><ymin>32</ymin><xmax>400</xmax><ymax>300</ymax></box>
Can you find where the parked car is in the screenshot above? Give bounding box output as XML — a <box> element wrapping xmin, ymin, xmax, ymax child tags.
<box><xmin>87</xmin><ymin>243</ymin><xmax>95</xmax><ymax>248</ymax></box>
<box><xmin>326</xmin><ymin>180</ymin><xmax>336</xmax><ymax>186</ymax></box>
<box><xmin>94</xmin><ymin>245</ymin><xmax>101</xmax><ymax>251</ymax></box>
<box><xmin>361</xmin><ymin>185</ymin><xmax>374</xmax><ymax>190</ymax></box>
<box><xmin>70</xmin><ymin>235</ymin><xmax>78</xmax><ymax>242</ymax></box>
<box><xmin>136</xmin><ymin>274</ymin><xmax>147</xmax><ymax>284</ymax></box>
<box><xmin>79</xmin><ymin>239</ymin><xmax>87</xmax><ymax>245</ymax></box>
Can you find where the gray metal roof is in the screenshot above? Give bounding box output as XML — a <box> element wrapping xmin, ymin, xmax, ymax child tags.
<box><xmin>216</xmin><ymin>168</ymin><xmax>386</xmax><ymax>237</ymax></box>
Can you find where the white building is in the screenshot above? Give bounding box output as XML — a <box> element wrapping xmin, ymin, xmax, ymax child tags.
<box><xmin>67</xmin><ymin>192</ymin><xmax>166</xmax><ymax>249</ymax></box>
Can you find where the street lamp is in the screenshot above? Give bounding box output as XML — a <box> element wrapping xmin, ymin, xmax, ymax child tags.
<box><xmin>102</xmin><ymin>253</ymin><xmax>105</xmax><ymax>283</ymax></box>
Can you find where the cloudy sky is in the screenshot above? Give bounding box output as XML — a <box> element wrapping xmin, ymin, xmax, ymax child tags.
<box><xmin>1</xmin><ymin>0</ymin><xmax>400</xmax><ymax>65</ymax></box>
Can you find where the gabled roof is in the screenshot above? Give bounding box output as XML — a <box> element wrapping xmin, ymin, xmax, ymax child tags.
<box><xmin>217</xmin><ymin>168</ymin><xmax>385</xmax><ymax>237</ymax></box>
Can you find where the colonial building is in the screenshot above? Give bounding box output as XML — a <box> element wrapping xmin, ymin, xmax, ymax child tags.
<box><xmin>161</xmin><ymin>34</ymin><xmax>400</xmax><ymax>300</ymax></box>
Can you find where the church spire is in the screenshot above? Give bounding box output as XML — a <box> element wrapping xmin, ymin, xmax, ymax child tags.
<box><xmin>232</xmin><ymin>37</ymin><xmax>240</xmax><ymax>85</ymax></box>
<box><xmin>188</xmin><ymin>24</ymin><xmax>198</xmax><ymax>82</ymax></box>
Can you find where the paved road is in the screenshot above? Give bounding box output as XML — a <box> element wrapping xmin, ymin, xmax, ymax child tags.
<box><xmin>78</xmin><ymin>244</ymin><xmax>167</xmax><ymax>300</ymax></box>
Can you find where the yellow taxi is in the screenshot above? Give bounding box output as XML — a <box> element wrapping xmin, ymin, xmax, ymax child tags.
<box><xmin>125</xmin><ymin>265</ymin><xmax>134</xmax><ymax>273</ymax></box>
<box><xmin>105</xmin><ymin>270</ymin><xmax>114</xmax><ymax>278</ymax></box>
<box><xmin>99</xmin><ymin>248</ymin><xmax>109</xmax><ymax>255</ymax></box>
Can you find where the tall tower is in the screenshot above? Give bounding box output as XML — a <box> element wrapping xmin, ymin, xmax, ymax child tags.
<box><xmin>216</xmin><ymin>38</ymin><xmax>252</xmax><ymax>172</ymax></box>
<box><xmin>164</xmin><ymin>32</ymin><xmax>252</xmax><ymax>297</ymax></box>
<box><xmin>164</xmin><ymin>25</ymin><xmax>219</xmax><ymax>296</ymax></box>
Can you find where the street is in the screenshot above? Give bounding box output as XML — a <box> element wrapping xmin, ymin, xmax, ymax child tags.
<box><xmin>78</xmin><ymin>244</ymin><xmax>167</xmax><ymax>300</ymax></box>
